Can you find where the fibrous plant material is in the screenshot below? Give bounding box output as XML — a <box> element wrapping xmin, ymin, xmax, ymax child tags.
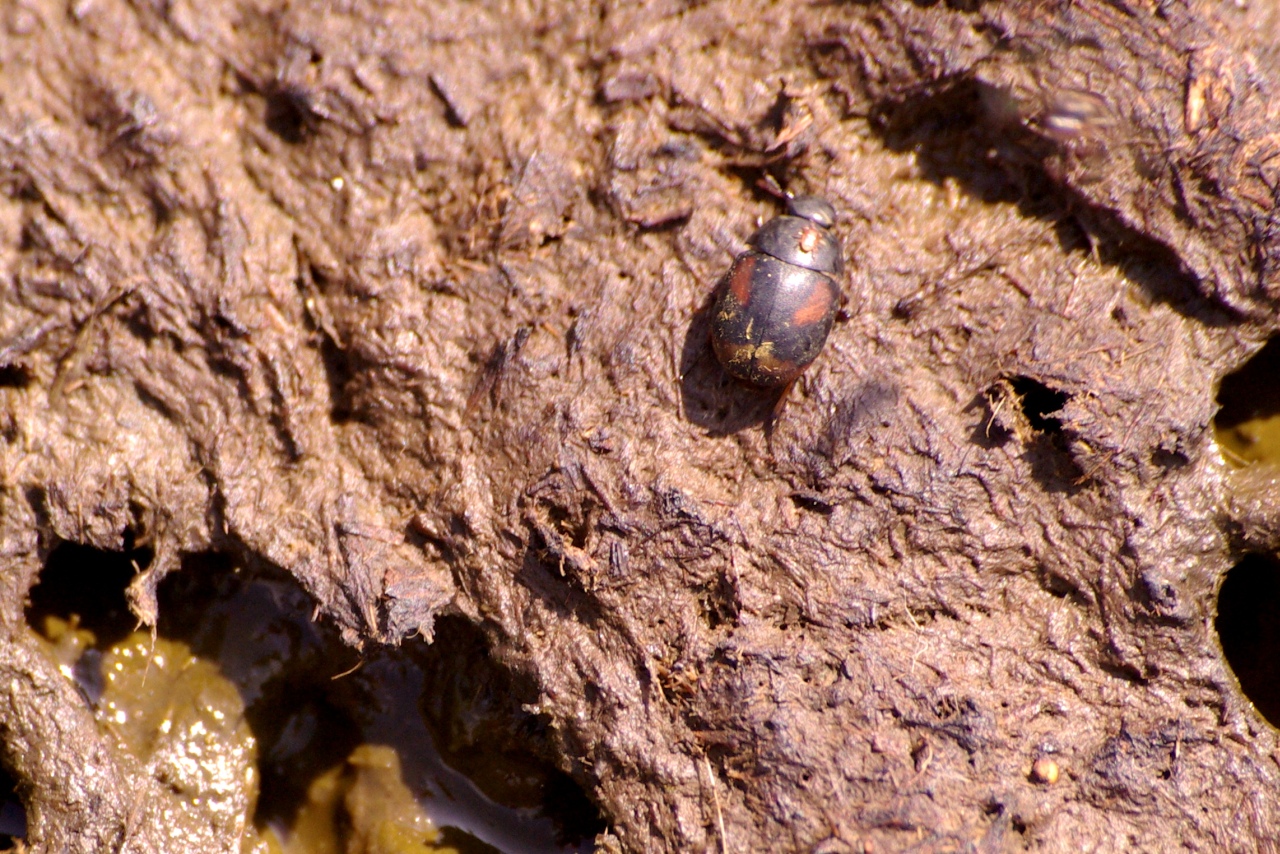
<box><xmin>2</xmin><ymin>0</ymin><xmax>1280</xmax><ymax>851</ymax></box>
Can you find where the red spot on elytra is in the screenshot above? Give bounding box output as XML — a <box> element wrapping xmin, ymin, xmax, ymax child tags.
<box><xmin>729</xmin><ymin>255</ymin><xmax>756</xmax><ymax>306</ymax></box>
<box><xmin>791</xmin><ymin>280</ymin><xmax>832</xmax><ymax>325</ymax></box>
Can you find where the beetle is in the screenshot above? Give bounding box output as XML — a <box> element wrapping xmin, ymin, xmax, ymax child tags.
<box><xmin>710</xmin><ymin>194</ymin><xmax>842</xmax><ymax>389</ymax></box>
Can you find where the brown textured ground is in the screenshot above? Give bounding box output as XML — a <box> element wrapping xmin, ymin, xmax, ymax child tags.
<box><xmin>2</xmin><ymin>0</ymin><xmax>1280</xmax><ymax>851</ymax></box>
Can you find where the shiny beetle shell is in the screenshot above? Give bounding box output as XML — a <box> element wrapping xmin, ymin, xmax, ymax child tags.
<box><xmin>710</xmin><ymin>195</ymin><xmax>842</xmax><ymax>387</ymax></box>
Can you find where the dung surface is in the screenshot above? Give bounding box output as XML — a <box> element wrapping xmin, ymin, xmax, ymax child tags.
<box><xmin>2</xmin><ymin>0</ymin><xmax>1280</xmax><ymax>851</ymax></box>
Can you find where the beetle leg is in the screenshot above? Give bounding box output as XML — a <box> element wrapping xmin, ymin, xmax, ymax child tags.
<box><xmin>765</xmin><ymin>378</ymin><xmax>796</xmax><ymax>431</ymax></box>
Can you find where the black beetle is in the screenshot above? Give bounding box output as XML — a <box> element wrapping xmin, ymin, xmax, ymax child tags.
<box><xmin>710</xmin><ymin>195</ymin><xmax>842</xmax><ymax>388</ymax></box>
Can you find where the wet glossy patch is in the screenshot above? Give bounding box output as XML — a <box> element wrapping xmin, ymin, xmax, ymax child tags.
<box><xmin>25</xmin><ymin>546</ymin><xmax>602</xmax><ymax>853</ymax></box>
<box><xmin>1215</xmin><ymin>337</ymin><xmax>1280</xmax><ymax>465</ymax></box>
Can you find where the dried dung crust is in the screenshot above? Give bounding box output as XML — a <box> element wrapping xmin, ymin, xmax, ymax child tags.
<box><xmin>2</xmin><ymin>0</ymin><xmax>1280</xmax><ymax>851</ymax></box>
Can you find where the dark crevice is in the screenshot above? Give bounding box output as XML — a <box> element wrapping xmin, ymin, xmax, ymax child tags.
<box><xmin>979</xmin><ymin>376</ymin><xmax>1083</xmax><ymax>491</ymax></box>
<box><xmin>314</xmin><ymin>322</ymin><xmax>360</xmax><ymax>427</ymax></box>
<box><xmin>21</xmin><ymin>546</ymin><xmax>606</xmax><ymax>851</ymax></box>
<box><xmin>1008</xmin><ymin>375</ymin><xmax>1069</xmax><ymax>434</ymax></box>
<box><xmin>1151</xmin><ymin>448</ymin><xmax>1190</xmax><ymax>469</ymax></box>
<box><xmin>874</xmin><ymin>79</ymin><xmax>1236</xmax><ymax>325</ymax></box>
<box><xmin>790</xmin><ymin>491</ymin><xmax>836</xmax><ymax>514</ymax></box>
<box><xmin>1215</xmin><ymin>335</ymin><xmax>1280</xmax><ymax>438</ymax></box>
<box><xmin>546</xmin><ymin>502</ymin><xmax>591</xmax><ymax>550</ymax></box>
<box><xmin>160</xmin><ymin>558</ymin><xmax>607</xmax><ymax>852</ymax></box>
<box><xmin>0</xmin><ymin>365</ymin><xmax>29</xmax><ymax>389</ymax></box>
<box><xmin>1098</xmin><ymin>659</ymin><xmax>1149</xmax><ymax>686</ymax></box>
<box><xmin>1216</xmin><ymin>554</ymin><xmax>1280</xmax><ymax>728</ymax></box>
<box><xmin>417</xmin><ymin>616</ymin><xmax>608</xmax><ymax>849</ymax></box>
<box><xmin>316</xmin><ymin>333</ymin><xmax>359</xmax><ymax>425</ymax></box>
<box><xmin>293</xmin><ymin>261</ymin><xmax>364</xmax><ymax>427</ymax></box>
<box><xmin>1036</xmin><ymin>565</ymin><xmax>1091</xmax><ymax>607</ymax></box>
<box><xmin>0</xmin><ymin>764</ymin><xmax>24</xmax><ymax>846</ymax></box>
<box><xmin>121</xmin><ymin>302</ymin><xmax>159</xmax><ymax>346</ymax></box>
<box><xmin>264</xmin><ymin>84</ymin><xmax>322</xmax><ymax>145</ymax></box>
<box><xmin>26</xmin><ymin>541</ymin><xmax>150</xmax><ymax>650</ymax></box>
